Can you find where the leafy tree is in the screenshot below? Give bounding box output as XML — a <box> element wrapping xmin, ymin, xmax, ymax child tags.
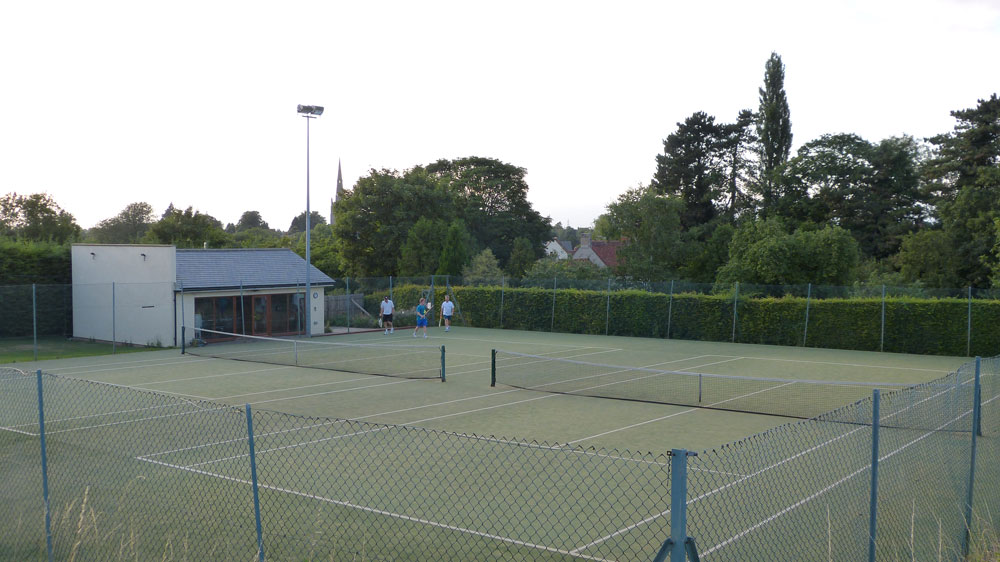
<box><xmin>716</xmin><ymin>219</ymin><xmax>858</xmax><ymax>285</ymax></box>
<box><xmin>923</xmin><ymin>94</ymin><xmax>1000</xmax><ymax>286</ymax></box>
<box><xmin>551</xmin><ymin>222</ymin><xmax>582</xmax><ymax>248</ymax></box>
<box><xmin>524</xmin><ymin>257</ymin><xmax>607</xmax><ymax>280</ymax></box>
<box><xmin>0</xmin><ymin>193</ymin><xmax>80</xmax><ymax>243</ymax></box>
<box><xmin>651</xmin><ymin>112</ymin><xmax>726</xmax><ymax>230</ymax></box>
<box><xmin>896</xmin><ymin>229</ymin><xmax>962</xmax><ymax>288</ymax></box>
<box><xmin>756</xmin><ymin>52</ymin><xmax>793</xmax><ymax>218</ymax></box>
<box><xmin>505</xmin><ymin>237</ymin><xmax>536</xmax><ymax>277</ymax></box>
<box><xmin>287</xmin><ymin>211</ymin><xmax>327</xmax><ymax>235</ymax></box>
<box><xmin>235</xmin><ymin>227</ymin><xmax>287</xmax><ymax>248</ymax></box>
<box><xmin>426</xmin><ymin>157</ymin><xmax>551</xmax><ymax>267</ymax></box>
<box><xmin>236</xmin><ymin>211</ymin><xmax>269</xmax><ymax>232</ymax></box>
<box><xmin>292</xmin><ymin>224</ymin><xmax>340</xmax><ymax>278</ymax></box>
<box><xmin>397</xmin><ymin>217</ymin><xmax>446</xmax><ymax>276</ymax></box>
<box><xmin>90</xmin><ymin>202</ymin><xmax>155</xmax><ymax>243</ymax></box>
<box><xmin>143</xmin><ymin>206</ymin><xmax>230</xmax><ymax>248</ymax></box>
<box><xmin>437</xmin><ymin>220</ymin><xmax>472</xmax><ymax>276</ymax></box>
<box><xmin>461</xmin><ymin>248</ymin><xmax>504</xmax><ymax>285</ymax></box>
<box><xmin>332</xmin><ymin>168</ymin><xmax>453</xmax><ymax>276</ymax></box>
<box><xmin>602</xmin><ymin>185</ymin><xmax>686</xmax><ymax>281</ymax></box>
<box><xmin>781</xmin><ymin>134</ymin><xmax>925</xmax><ymax>259</ymax></box>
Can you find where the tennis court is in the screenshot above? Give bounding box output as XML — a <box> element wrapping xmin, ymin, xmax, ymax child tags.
<box><xmin>18</xmin><ymin>327</ymin><xmax>966</xmax><ymax>451</ymax></box>
<box><xmin>3</xmin><ymin>327</ymin><xmax>984</xmax><ymax>560</ymax></box>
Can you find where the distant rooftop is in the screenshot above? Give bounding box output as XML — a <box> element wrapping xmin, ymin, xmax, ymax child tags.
<box><xmin>176</xmin><ymin>248</ymin><xmax>335</xmax><ymax>291</ymax></box>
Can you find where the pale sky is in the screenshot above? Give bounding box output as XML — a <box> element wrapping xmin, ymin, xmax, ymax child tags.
<box><xmin>2</xmin><ymin>0</ymin><xmax>998</xmax><ymax>231</ymax></box>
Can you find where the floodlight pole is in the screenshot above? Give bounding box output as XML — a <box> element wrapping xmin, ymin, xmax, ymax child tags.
<box><xmin>298</xmin><ymin>105</ymin><xmax>323</xmax><ymax>336</ymax></box>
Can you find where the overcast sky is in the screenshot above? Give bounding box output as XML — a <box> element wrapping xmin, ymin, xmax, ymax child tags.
<box><xmin>2</xmin><ymin>0</ymin><xmax>998</xmax><ymax>232</ymax></box>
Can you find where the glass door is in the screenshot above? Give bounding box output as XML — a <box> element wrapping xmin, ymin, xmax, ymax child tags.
<box><xmin>252</xmin><ymin>295</ymin><xmax>270</xmax><ymax>335</ymax></box>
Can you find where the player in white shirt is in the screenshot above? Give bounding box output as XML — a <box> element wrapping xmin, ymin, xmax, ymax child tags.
<box><xmin>440</xmin><ymin>295</ymin><xmax>455</xmax><ymax>332</ymax></box>
<box><xmin>380</xmin><ymin>296</ymin><xmax>395</xmax><ymax>334</ymax></box>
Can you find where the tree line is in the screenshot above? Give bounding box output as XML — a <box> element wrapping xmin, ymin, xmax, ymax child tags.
<box><xmin>2</xmin><ymin>52</ymin><xmax>998</xmax><ymax>289</ymax></box>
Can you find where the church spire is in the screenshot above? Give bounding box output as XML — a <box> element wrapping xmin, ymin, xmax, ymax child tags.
<box><xmin>332</xmin><ymin>159</ymin><xmax>344</xmax><ymax>225</ymax></box>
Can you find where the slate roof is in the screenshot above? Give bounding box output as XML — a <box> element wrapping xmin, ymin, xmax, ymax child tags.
<box><xmin>176</xmin><ymin>248</ymin><xmax>336</xmax><ymax>291</ymax></box>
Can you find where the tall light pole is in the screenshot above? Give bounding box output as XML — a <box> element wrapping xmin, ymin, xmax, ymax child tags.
<box><xmin>297</xmin><ymin>104</ymin><xmax>323</xmax><ymax>336</ymax></box>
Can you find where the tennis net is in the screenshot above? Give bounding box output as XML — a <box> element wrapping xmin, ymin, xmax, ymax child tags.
<box><xmin>490</xmin><ymin>349</ymin><xmax>955</xmax><ymax>420</ymax></box>
<box><xmin>184</xmin><ymin>327</ymin><xmax>445</xmax><ymax>381</ymax></box>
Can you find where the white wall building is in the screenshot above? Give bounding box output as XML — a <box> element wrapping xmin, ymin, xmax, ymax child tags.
<box><xmin>71</xmin><ymin>244</ymin><xmax>335</xmax><ymax>348</ymax></box>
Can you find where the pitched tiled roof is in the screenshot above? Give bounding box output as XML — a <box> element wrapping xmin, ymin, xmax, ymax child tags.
<box><xmin>589</xmin><ymin>240</ymin><xmax>623</xmax><ymax>268</ymax></box>
<box><xmin>176</xmin><ymin>248</ymin><xmax>335</xmax><ymax>291</ymax></box>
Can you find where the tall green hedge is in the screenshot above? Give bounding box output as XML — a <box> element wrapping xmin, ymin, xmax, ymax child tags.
<box><xmin>447</xmin><ymin>285</ymin><xmax>998</xmax><ymax>357</ymax></box>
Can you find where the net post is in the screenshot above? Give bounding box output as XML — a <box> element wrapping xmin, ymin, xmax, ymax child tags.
<box><xmin>802</xmin><ymin>283</ymin><xmax>811</xmax><ymax>347</ymax></box>
<box><xmin>181</xmin><ymin>326</ymin><xmax>186</xmax><ymax>354</ymax></box>
<box><xmin>963</xmin><ymin>357</ymin><xmax>982</xmax><ymax>557</ymax></box>
<box><xmin>698</xmin><ymin>373</ymin><xmax>702</xmax><ymax>403</ymax></box>
<box><xmin>36</xmin><ymin>370</ymin><xmax>54</xmax><ymax>562</ymax></box>
<box><xmin>294</xmin><ymin>341</ymin><xmax>299</xmax><ymax>366</ymax></box>
<box><xmin>967</xmin><ymin>286</ymin><xmax>972</xmax><ymax>357</ymax></box>
<box><xmin>440</xmin><ymin>345</ymin><xmax>446</xmax><ymax>382</ymax></box>
<box><xmin>32</xmin><ymin>283</ymin><xmax>38</xmax><ymax>362</ymax></box>
<box><xmin>491</xmin><ymin>349</ymin><xmax>496</xmax><ymax>387</ymax></box>
<box><xmin>245</xmin><ymin>404</ymin><xmax>265</xmax><ymax>562</ymax></box>
<box><xmin>868</xmin><ymin>388</ymin><xmax>881</xmax><ymax>562</ymax></box>
<box><xmin>667</xmin><ymin>280</ymin><xmax>674</xmax><ymax>339</ymax></box>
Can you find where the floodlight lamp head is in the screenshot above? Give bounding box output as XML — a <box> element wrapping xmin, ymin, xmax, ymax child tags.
<box><xmin>297</xmin><ymin>105</ymin><xmax>324</xmax><ymax>116</ymax></box>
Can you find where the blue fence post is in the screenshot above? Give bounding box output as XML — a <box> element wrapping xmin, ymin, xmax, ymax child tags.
<box><xmin>967</xmin><ymin>287</ymin><xmax>972</xmax><ymax>357</ymax></box>
<box><xmin>32</xmin><ymin>284</ymin><xmax>38</xmax><ymax>361</ymax></box>
<box><xmin>962</xmin><ymin>357</ymin><xmax>982</xmax><ymax>557</ymax></box>
<box><xmin>36</xmin><ymin>370</ymin><xmax>54</xmax><ymax>562</ymax></box>
<box><xmin>605</xmin><ymin>278</ymin><xmax>611</xmax><ymax>336</ymax></box>
<box><xmin>653</xmin><ymin>449</ymin><xmax>695</xmax><ymax>562</ymax></box>
<box><xmin>550</xmin><ymin>277</ymin><xmax>557</xmax><ymax>332</ymax></box>
<box><xmin>499</xmin><ymin>276</ymin><xmax>505</xmax><ymax>328</ymax></box>
<box><xmin>112</xmin><ymin>282</ymin><xmax>117</xmax><ymax>355</ymax></box>
<box><xmin>868</xmin><ymin>389</ymin><xmax>881</xmax><ymax>562</ymax></box>
<box><xmin>880</xmin><ymin>284</ymin><xmax>886</xmax><ymax>352</ymax></box>
<box><xmin>245</xmin><ymin>404</ymin><xmax>265</xmax><ymax>561</ymax></box>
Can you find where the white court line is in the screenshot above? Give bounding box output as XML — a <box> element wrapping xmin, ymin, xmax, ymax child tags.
<box><xmin>573</xmin><ymin>377</ymin><xmax>974</xmax><ymax>557</ymax></box>
<box><xmin>0</xmin><ymin>425</ymin><xmax>38</xmax><ymax>437</ymax></box>
<box><xmin>134</xmin><ymin>455</ymin><xmax>613</xmax><ymax>562</ymax></box>
<box><xmin>700</xmin><ymin>386</ymin><xmax>991</xmax><ymax>558</ymax></box>
<box><xmin>707</xmin><ymin>354</ymin><xmax>954</xmax><ymax>374</ymax></box>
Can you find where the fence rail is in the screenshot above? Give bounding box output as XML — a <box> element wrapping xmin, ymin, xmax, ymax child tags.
<box><xmin>2</xmin><ymin>355</ymin><xmax>999</xmax><ymax>560</ymax></box>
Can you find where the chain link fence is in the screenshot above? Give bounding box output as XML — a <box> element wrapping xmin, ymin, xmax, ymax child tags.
<box><xmin>2</xmin><ymin>355</ymin><xmax>999</xmax><ymax>560</ymax></box>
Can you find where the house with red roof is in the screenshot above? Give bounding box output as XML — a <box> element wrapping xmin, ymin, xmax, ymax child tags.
<box><xmin>572</xmin><ymin>233</ymin><xmax>623</xmax><ymax>269</ymax></box>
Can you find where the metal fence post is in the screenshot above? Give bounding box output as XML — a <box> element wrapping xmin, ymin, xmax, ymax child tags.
<box><xmin>112</xmin><ymin>281</ymin><xmax>117</xmax><ymax>354</ymax></box>
<box><xmin>868</xmin><ymin>389</ymin><xmax>881</xmax><ymax>562</ymax></box>
<box><xmin>802</xmin><ymin>283</ymin><xmax>811</xmax><ymax>347</ymax></box>
<box><xmin>499</xmin><ymin>276</ymin><xmax>505</xmax><ymax>328</ymax></box>
<box><xmin>32</xmin><ymin>283</ymin><xmax>38</xmax><ymax>361</ymax></box>
<box><xmin>880</xmin><ymin>284</ymin><xmax>886</xmax><ymax>353</ymax></box>
<box><xmin>35</xmin><ymin>370</ymin><xmax>54</xmax><ymax>562</ymax></box>
<box><xmin>962</xmin><ymin>357</ymin><xmax>982</xmax><ymax>557</ymax></box>
<box><xmin>240</xmin><ymin>281</ymin><xmax>246</xmax><ymax>335</ymax></box>
<box><xmin>346</xmin><ymin>277</ymin><xmax>351</xmax><ymax>334</ymax></box>
<box><xmin>666</xmin><ymin>280</ymin><xmax>674</xmax><ymax>340</ymax></box>
<box><xmin>654</xmin><ymin>449</ymin><xmax>695</xmax><ymax>562</ymax></box>
<box><xmin>731</xmin><ymin>282</ymin><xmax>739</xmax><ymax>343</ymax></box>
<box><xmin>550</xmin><ymin>277</ymin><xmax>557</xmax><ymax>332</ymax></box>
<box><xmin>245</xmin><ymin>404</ymin><xmax>265</xmax><ymax>562</ymax></box>
<box><xmin>605</xmin><ymin>278</ymin><xmax>611</xmax><ymax>336</ymax></box>
<box><xmin>967</xmin><ymin>286</ymin><xmax>973</xmax><ymax>357</ymax></box>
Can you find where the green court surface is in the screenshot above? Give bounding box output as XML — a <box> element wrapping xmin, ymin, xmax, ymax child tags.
<box><xmin>18</xmin><ymin>327</ymin><xmax>967</xmax><ymax>452</ymax></box>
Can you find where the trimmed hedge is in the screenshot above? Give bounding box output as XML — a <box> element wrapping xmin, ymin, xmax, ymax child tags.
<box><xmin>447</xmin><ymin>284</ymin><xmax>998</xmax><ymax>357</ymax></box>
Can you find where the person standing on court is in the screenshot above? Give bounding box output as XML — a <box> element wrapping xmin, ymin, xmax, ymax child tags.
<box><xmin>413</xmin><ymin>297</ymin><xmax>429</xmax><ymax>338</ymax></box>
<box><xmin>380</xmin><ymin>295</ymin><xmax>395</xmax><ymax>335</ymax></box>
<box><xmin>441</xmin><ymin>294</ymin><xmax>455</xmax><ymax>332</ymax></box>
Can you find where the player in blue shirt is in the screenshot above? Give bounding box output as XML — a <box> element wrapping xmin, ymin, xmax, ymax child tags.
<box><xmin>413</xmin><ymin>297</ymin><xmax>429</xmax><ymax>338</ymax></box>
